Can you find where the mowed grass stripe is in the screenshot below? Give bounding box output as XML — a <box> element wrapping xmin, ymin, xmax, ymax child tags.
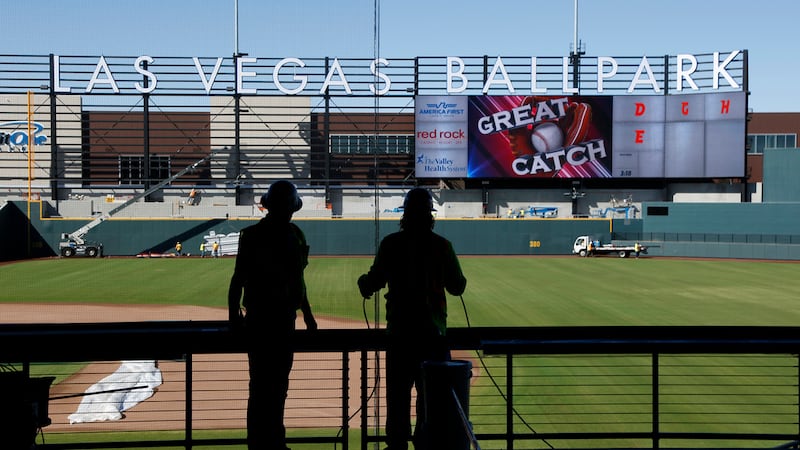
<box><xmin>2</xmin><ymin>257</ymin><xmax>800</xmax><ymax>326</ymax></box>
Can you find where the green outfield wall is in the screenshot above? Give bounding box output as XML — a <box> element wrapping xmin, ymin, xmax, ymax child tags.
<box><xmin>620</xmin><ymin>201</ymin><xmax>800</xmax><ymax>260</ymax></box>
<box><xmin>641</xmin><ymin>202</ymin><xmax>800</xmax><ymax>235</ymax></box>
<box><xmin>4</xmin><ymin>201</ymin><xmax>615</xmax><ymax>259</ymax></box>
<box><xmin>3</xmin><ymin>200</ymin><xmax>800</xmax><ymax>261</ymax></box>
<box><xmin>763</xmin><ymin>148</ymin><xmax>800</xmax><ymax>202</ymax></box>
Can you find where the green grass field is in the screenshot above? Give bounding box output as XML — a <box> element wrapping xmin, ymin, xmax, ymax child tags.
<box><xmin>3</xmin><ymin>256</ymin><xmax>800</xmax><ymax>448</ymax></box>
<box><xmin>3</xmin><ymin>256</ymin><xmax>800</xmax><ymax>327</ymax></box>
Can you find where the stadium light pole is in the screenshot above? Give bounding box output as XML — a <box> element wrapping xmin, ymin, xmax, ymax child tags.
<box><xmin>234</xmin><ymin>0</ymin><xmax>239</xmax><ymax>56</ymax></box>
<box><xmin>232</xmin><ymin>0</ymin><xmax>245</xmax><ymax>203</ymax></box>
<box><xmin>27</xmin><ymin>91</ymin><xmax>34</xmax><ymax>257</ymax></box>
<box><xmin>570</xmin><ymin>0</ymin><xmax>585</xmax><ymax>93</ymax></box>
<box><xmin>573</xmin><ymin>0</ymin><xmax>578</xmax><ymax>60</ymax></box>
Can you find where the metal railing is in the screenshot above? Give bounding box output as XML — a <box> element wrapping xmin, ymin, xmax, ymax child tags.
<box><xmin>2</xmin><ymin>323</ymin><xmax>800</xmax><ymax>449</ymax></box>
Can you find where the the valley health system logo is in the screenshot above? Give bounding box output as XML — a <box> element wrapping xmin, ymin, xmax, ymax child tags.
<box><xmin>414</xmin><ymin>96</ymin><xmax>468</xmax><ymax>178</ymax></box>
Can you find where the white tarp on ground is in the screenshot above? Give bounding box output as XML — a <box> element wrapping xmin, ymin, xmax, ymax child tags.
<box><xmin>68</xmin><ymin>360</ymin><xmax>162</xmax><ymax>424</ymax></box>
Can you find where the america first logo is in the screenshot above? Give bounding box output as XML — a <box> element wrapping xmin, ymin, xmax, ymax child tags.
<box><xmin>417</xmin><ymin>101</ymin><xmax>466</xmax><ymax>119</ymax></box>
<box><xmin>414</xmin><ymin>95</ymin><xmax>468</xmax><ymax>119</ymax></box>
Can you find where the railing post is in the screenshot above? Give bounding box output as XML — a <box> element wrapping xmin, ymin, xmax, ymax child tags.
<box><xmin>507</xmin><ymin>353</ymin><xmax>514</xmax><ymax>450</ymax></box>
<box><xmin>652</xmin><ymin>353</ymin><xmax>659</xmax><ymax>450</ymax></box>
<box><xmin>361</xmin><ymin>349</ymin><xmax>369</xmax><ymax>450</ymax></box>
<box><xmin>342</xmin><ymin>351</ymin><xmax>349</xmax><ymax>450</ymax></box>
<box><xmin>185</xmin><ymin>353</ymin><xmax>193</xmax><ymax>450</ymax></box>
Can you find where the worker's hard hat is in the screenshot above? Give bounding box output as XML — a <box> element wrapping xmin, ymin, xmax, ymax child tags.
<box><xmin>403</xmin><ymin>188</ymin><xmax>434</xmax><ymax>213</ymax></box>
<box><xmin>261</xmin><ymin>180</ymin><xmax>302</xmax><ymax>213</ymax></box>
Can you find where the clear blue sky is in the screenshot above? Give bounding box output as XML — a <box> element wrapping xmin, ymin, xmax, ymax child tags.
<box><xmin>3</xmin><ymin>0</ymin><xmax>797</xmax><ymax>112</ymax></box>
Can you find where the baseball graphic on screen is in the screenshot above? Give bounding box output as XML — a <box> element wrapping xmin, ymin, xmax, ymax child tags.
<box><xmin>530</xmin><ymin>122</ymin><xmax>563</xmax><ymax>153</ymax></box>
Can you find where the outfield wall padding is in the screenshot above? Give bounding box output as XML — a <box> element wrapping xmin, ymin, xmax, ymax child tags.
<box><xmin>13</xmin><ymin>201</ymin><xmax>615</xmax><ymax>256</ymax></box>
<box><xmin>6</xmin><ymin>200</ymin><xmax>800</xmax><ymax>259</ymax></box>
<box><xmin>642</xmin><ymin>202</ymin><xmax>800</xmax><ymax>235</ymax></box>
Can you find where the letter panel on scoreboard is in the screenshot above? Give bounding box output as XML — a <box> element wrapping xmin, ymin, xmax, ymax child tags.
<box><xmin>703</xmin><ymin>92</ymin><xmax>746</xmax><ymax>178</ymax></box>
<box><xmin>612</xmin><ymin>95</ymin><xmax>666</xmax><ymax>179</ymax></box>
<box><xmin>665</xmin><ymin>121</ymin><xmax>705</xmax><ymax>178</ymax></box>
<box><xmin>664</xmin><ymin>95</ymin><xmax>705</xmax><ymax>177</ymax></box>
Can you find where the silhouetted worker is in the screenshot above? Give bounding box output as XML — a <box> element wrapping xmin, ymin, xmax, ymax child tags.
<box><xmin>228</xmin><ymin>180</ymin><xmax>317</xmax><ymax>450</ymax></box>
<box><xmin>358</xmin><ymin>188</ymin><xmax>467</xmax><ymax>450</ymax></box>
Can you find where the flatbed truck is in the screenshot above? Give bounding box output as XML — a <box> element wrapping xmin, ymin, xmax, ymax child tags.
<box><xmin>572</xmin><ymin>235</ymin><xmax>646</xmax><ymax>258</ymax></box>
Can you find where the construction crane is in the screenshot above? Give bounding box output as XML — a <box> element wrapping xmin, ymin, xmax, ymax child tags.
<box><xmin>58</xmin><ymin>148</ymin><xmax>224</xmax><ymax>257</ymax></box>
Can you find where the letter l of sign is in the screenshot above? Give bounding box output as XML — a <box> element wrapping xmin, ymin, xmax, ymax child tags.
<box><xmin>52</xmin><ymin>55</ymin><xmax>71</xmax><ymax>93</ymax></box>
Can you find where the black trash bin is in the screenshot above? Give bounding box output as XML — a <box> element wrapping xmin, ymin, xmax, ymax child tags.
<box><xmin>420</xmin><ymin>360</ymin><xmax>473</xmax><ymax>450</ymax></box>
<box><xmin>0</xmin><ymin>372</ymin><xmax>55</xmax><ymax>449</ymax></box>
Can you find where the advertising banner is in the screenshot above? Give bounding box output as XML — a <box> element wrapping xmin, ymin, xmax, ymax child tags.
<box><xmin>414</xmin><ymin>96</ymin><xmax>469</xmax><ymax>177</ymax></box>
<box><xmin>415</xmin><ymin>92</ymin><xmax>746</xmax><ymax>179</ymax></box>
<box><xmin>468</xmin><ymin>95</ymin><xmax>613</xmax><ymax>178</ymax></box>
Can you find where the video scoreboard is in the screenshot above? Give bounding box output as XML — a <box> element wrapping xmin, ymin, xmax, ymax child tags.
<box><xmin>415</xmin><ymin>92</ymin><xmax>746</xmax><ymax>179</ymax></box>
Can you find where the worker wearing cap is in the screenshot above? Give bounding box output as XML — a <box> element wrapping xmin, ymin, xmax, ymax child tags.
<box><xmin>358</xmin><ymin>187</ymin><xmax>467</xmax><ymax>450</ymax></box>
<box><xmin>228</xmin><ymin>180</ymin><xmax>317</xmax><ymax>450</ymax></box>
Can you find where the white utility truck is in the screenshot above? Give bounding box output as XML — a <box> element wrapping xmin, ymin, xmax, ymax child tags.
<box><xmin>572</xmin><ymin>235</ymin><xmax>646</xmax><ymax>258</ymax></box>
